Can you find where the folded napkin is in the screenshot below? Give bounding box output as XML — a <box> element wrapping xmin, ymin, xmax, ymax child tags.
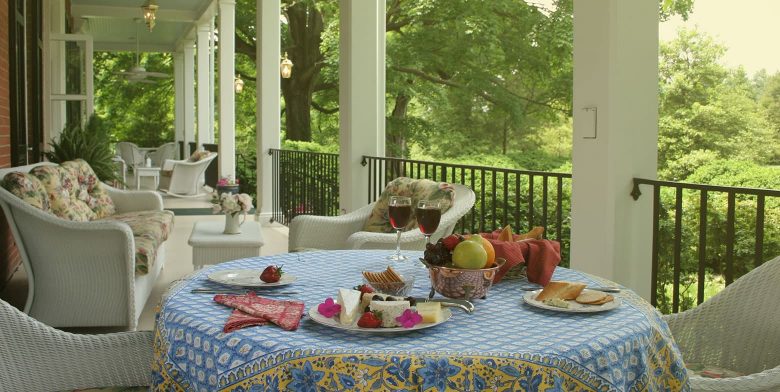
<box><xmin>214</xmin><ymin>292</ymin><xmax>305</xmax><ymax>332</ymax></box>
<box><xmin>480</xmin><ymin>231</ymin><xmax>561</xmax><ymax>285</ymax></box>
<box><xmin>223</xmin><ymin>309</ymin><xmax>269</xmax><ymax>333</ymax></box>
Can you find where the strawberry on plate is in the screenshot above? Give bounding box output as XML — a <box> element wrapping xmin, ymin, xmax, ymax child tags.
<box><xmin>353</xmin><ymin>284</ymin><xmax>374</xmax><ymax>295</ymax></box>
<box><xmin>357</xmin><ymin>310</ymin><xmax>382</xmax><ymax>328</ymax></box>
<box><xmin>259</xmin><ymin>265</ymin><xmax>284</xmax><ymax>283</ymax></box>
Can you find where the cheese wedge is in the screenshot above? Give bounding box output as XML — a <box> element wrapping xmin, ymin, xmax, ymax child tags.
<box><xmin>369</xmin><ymin>300</ymin><xmax>410</xmax><ymax>327</ymax></box>
<box><xmin>415</xmin><ymin>302</ymin><xmax>443</xmax><ymax>323</ymax></box>
<box><xmin>338</xmin><ymin>288</ymin><xmax>362</xmax><ymax>325</ymax></box>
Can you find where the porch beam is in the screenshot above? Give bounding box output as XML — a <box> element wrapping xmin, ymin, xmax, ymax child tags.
<box><xmin>182</xmin><ymin>41</ymin><xmax>196</xmax><ymax>154</ymax></box>
<box><xmin>570</xmin><ymin>0</ymin><xmax>658</xmax><ymax>300</ymax></box>
<box><xmin>218</xmin><ymin>0</ymin><xmax>236</xmax><ymax>178</ymax></box>
<box><xmin>71</xmin><ymin>5</ymin><xmax>199</xmax><ymax>23</ymax></box>
<box><xmin>255</xmin><ymin>0</ymin><xmax>281</xmax><ymax>222</ymax></box>
<box><xmin>197</xmin><ymin>22</ymin><xmax>212</xmax><ymax>147</ymax></box>
<box><xmin>93</xmin><ymin>43</ymin><xmax>176</xmax><ymax>53</ymax></box>
<box><xmin>338</xmin><ymin>0</ymin><xmax>386</xmax><ymax>213</ymax></box>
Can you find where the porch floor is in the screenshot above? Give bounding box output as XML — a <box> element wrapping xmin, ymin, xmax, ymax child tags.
<box><xmin>0</xmin><ymin>192</ymin><xmax>289</xmax><ymax>331</ymax></box>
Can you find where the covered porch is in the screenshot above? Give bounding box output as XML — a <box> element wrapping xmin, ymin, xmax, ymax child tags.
<box><xmin>58</xmin><ymin>0</ymin><xmax>662</xmax><ymax>299</ymax></box>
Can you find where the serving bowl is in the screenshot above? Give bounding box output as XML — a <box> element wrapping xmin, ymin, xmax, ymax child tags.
<box><xmin>363</xmin><ymin>274</ymin><xmax>415</xmax><ymax>297</ymax></box>
<box><xmin>425</xmin><ymin>259</ymin><xmax>505</xmax><ymax>300</ymax></box>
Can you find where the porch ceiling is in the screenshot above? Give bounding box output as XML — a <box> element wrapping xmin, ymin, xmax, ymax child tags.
<box><xmin>70</xmin><ymin>0</ymin><xmax>214</xmax><ymax>53</ymax></box>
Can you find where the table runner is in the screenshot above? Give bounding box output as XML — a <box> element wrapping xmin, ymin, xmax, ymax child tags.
<box><xmin>152</xmin><ymin>250</ymin><xmax>688</xmax><ymax>391</ymax></box>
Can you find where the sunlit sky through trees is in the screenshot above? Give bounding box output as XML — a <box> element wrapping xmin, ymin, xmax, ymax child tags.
<box><xmin>531</xmin><ymin>0</ymin><xmax>780</xmax><ymax>75</ymax></box>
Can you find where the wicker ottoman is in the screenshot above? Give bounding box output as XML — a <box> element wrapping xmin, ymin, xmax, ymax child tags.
<box><xmin>188</xmin><ymin>220</ymin><xmax>265</xmax><ymax>269</ymax></box>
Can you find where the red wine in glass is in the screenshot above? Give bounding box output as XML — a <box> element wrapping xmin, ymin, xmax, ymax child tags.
<box><xmin>416</xmin><ymin>206</ymin><xmax>441</xmax><ymax>235</ymax></box>
<box><xmin>388</xmin><ymin>196</ymin><xmax>412</xmax><ymax>261</ymax></box>
<box><xmin>389</xmin><ymin>205</ymin><xmax>413</xmax><ymax>229</ymax></box>
<box><xmin>416</xmin><ymin>199</ymin><xmax>442</xmax><ymax>246</ymax></box>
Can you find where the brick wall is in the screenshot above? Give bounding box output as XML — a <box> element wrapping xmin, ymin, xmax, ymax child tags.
<box><xmin>0</xmin><ymin>0</ymin><xmax>21</xmax><ymax>288</ymax></box>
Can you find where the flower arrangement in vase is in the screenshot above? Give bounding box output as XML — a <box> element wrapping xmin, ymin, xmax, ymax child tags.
<box><xmin>211</xmin><ymin>191</ymin><xmax>253</xmax><ymax>234</ymax></box>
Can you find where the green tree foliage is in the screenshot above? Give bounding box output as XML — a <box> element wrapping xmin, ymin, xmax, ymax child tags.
<box><xmin>658</xmin><ymin>29</ymin><xmax>774</xmax><ymax>180</ymax></box>
<box><xmin>758</xmin><ymin>72</ymin><xmax>780</xmax><ymax>163</ymax></box>
<box><xmin>93</xmin><ymin>51</ymin><xmax>175</xmax><ymax>148</ymax></box>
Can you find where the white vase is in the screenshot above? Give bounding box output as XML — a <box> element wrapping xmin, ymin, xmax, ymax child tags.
<box><xmin>223</xmin><ymin>213</ymin><xmax>244</xmax><ymax>234</ymax></box>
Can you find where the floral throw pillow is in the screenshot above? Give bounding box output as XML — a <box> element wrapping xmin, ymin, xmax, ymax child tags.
<box><xmin>188</xmin><ymin>151</ymin><xmax>211</xmax><ymax>162</ymax></box>
<box><xmin>62</xmin><ymin>159</ymin><xmax>116</xmax><ymax>219</ymax></box>
<box><xmin>2</xmin><ymin>172</ymin><xmax>50</xmax><ymax>212</ymax></box>
<box><xmin>30</xmin><ymin>165</ymin><xmax>96</xmax><ymax>222</ymax></box>
<box><xmin>362</xmin><ymin>177</ymin><xmax>455</xmax><ymax>233</ymax></box>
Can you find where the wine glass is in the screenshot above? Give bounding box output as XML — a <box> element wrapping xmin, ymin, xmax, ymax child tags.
<box><xmin>387</xmin><ymin>196</ymin><xmax>412</xmax><ymax>261</ymax></box>
<box><xmin>416</xmin><ymin>199</ymin><xmax>442</xmax><ymax>246</ymax></box>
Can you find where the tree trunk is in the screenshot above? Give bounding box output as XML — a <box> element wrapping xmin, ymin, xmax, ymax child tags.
<box><xmin>280</xmin><ymin>2</ymin><xmax>325</xmax><ymax>142</ymax></box>
<box><xmin>386</xmin><ymin>93</ymin><xmax>411</xmax><ymax>157</ymax></box>
<box><xmin>284</xmin><ymin>87</ymin><xmax>314</xmax><ymax>141</ymax></box>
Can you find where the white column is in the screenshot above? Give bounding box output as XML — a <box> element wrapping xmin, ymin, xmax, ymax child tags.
<box><xmin>173</xmin><ymin>51</ymin><xmax>185</xmax><ymax>158</ymax></box>
<box><xmin>209</xmin><ymin>16</ymin><xmax>216</xmax><ymax>144</ymax></box>
<box><xmin>570</xmin><ymin>0</ymin><xmax>658</xmax><ymax>300</ymax></box>
<box><xmin>196</xmin><ymin>23</ymin><xmax>211</xmax><ymax>150</ymax></box>
<box><xmin>182</xmin><ymin>41</ymin><xmax>196</xmax><ymax>154</ymax></box>
<box><xmin>338</xmin><ymin>0</ymin><xmax>386</xmax><ymax>213</ymax></box>
<box><xmin>255</xmin><ymin>0</ymin><xmax>281</xmax><ymax>222</ymax></box>
<box><xmin>218</xmin><ymin>0</ymin><xmax>236</xmax><ymax>178</ymax></box>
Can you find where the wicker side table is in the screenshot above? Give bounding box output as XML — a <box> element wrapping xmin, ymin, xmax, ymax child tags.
<box><xmin>188</xmin><ymin>220</ymin><xmax>265</xmax><ymax>269</ymax></box>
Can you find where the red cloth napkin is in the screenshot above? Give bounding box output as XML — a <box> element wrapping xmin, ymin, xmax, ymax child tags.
<box><xmin>213</xmin><ymin>292</ymin><xmax>305</xmax><ymax>332</ymax></box>
<box><xmin>223</xmin><ymin>309</ymin><xmax>269</xmax><ymax>333</ymax></box>
<box><xmin>480</xmin><ymin>231</ymin><xmax>561</xmax><ymax>285</ymax></box>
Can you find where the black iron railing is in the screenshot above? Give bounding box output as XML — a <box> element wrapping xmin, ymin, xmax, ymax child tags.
<box><xmin>268</xmin><ymin>149</ymin><xmax>340</xmax><ymax>225</ymax></box>
<box><xmin>362</xmin><ymin>155</ymin><xmax>573</xmax><ymax>266</ymax></box>
<box><xmin>632</xmin><ymin>178</ymin><xmax>780</xmax><ymax>313</ymax></box>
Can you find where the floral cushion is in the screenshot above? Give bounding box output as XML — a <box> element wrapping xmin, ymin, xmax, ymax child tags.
<box><xmin>188</xmin><ymin>150</ymin><xmax>211</xmax><ymax>162</ymax></box>
<box><xmin>30</xmin><ymin>165</ymin><xmax>96</xmax><ymax>222</ymax></box>
<box><xmin>362</xmin><ymin>177</ymin><xmax>455</xmax><ymax>233</ymax></box>
<box><xmin>2</xmin><ymin>172</ymin><xmax>50</xmax><ymax>211</ymax></box>
<box><xmin>101</xmin><ymin>210</ymin><xmax>174</xmax><ymax>275</ymax></box>
<box><xmin>62</xmin><ymin>159</ymin><xmax>116</xmax><ymax>219</ymax></box>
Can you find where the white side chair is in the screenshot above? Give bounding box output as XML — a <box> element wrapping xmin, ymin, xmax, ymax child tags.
<box><xmin>0</xmin><ymin>299</ymin><xmax>152</xmax><ymax>391</ymax></box>
<box><xmin>149</xmin><ymin>142</ymin><xmax>177</xmax><ymax>168</ymax></box>
<box><xmin>116</xmin><ymin>142</ymin><xmax>145</xmax><ymax>172</ymax></box>
<box><xmin>288</xmin><ymin>182</ymin><xmax>476</xmax><ymax>252</ymax></box>
<box><xmin>158</xmin><ymin>152</ymin><xmax>218</xmax><ymax>197</ymax></box>
<box><xmin>663</xmin><ymin>255</ymin><xmax>780</xmax><ymax>392</ymax></box>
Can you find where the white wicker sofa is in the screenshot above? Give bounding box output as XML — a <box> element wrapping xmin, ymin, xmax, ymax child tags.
<box><xmin>289</xmin><ymin>180</ymin><xmax>475</xmax><ymax>252</ymax></box>
<box><xmin>0</xmin><ymin>160</ymin><xmax>173</xmax><ymax>330</ymax></box>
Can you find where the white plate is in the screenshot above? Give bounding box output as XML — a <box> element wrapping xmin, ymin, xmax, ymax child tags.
<box><xmin>523</xmin><ymin>289</ymin><xmax>621</xmax><ymax>313</ymax></box>
<box><xmin>308</xmin><ymin>306</ymin><xmax>452</xmax><ymax>333</ymax></box>
<box><xmin>207</xmin><ymin>269</ymin><xmax>297</xmax><ymax>287</ymax></box>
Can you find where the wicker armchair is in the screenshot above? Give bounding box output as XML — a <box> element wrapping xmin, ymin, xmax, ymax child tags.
<box><xmin>663</xmin><ymin>255</ymin><xmax>780</xmax><ymax>392</ymax></box>
<box><xmin>159</xmin><ymin>152</ymin><xmax>217</xmax><ymax>197</ymax></box>
<box><xmin>0</xmin><ymin>298</ymin><xmax>152</xmax><ymax>391</ymax></box>
<box><xmin>288</xmin><ymin>182</ymin><xmax>475</xmax><ymax>252</ymax></box>
<box><xmin>149</xmin><ymin>142</ymin><xmax>178</xmax><ymax>167</ymax></box>
<box><xmin>116</xmin><ymin>142</ymin><xmax>145</xmax><ymax>171</ymax></box>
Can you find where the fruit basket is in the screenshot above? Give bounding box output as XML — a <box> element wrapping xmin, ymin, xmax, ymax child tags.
<box><xmin>424</xmin><ymin>259</ymin><xmax>505</xmax><ymax>300</ymax></box>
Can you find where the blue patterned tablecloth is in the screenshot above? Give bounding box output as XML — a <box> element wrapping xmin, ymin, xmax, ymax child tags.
<box><xmin>152</xmin><ymin>250</ymin><xmax>688</xmax><ymax>391</ymax></box>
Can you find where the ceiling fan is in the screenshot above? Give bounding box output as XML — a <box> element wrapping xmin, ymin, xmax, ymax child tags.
<box><xmin>117</xmin><ymin>20</ymin><xmax>169</xmax><ymax>84</ymax></box>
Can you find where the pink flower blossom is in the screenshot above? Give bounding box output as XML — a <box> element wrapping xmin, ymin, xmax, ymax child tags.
<box><xmin>395</xmin><ymin>309</ymin><xmax>423</xmax><ymax>328</ymax></box>
<box><xmin>317</xmin><ymin>297</ymin><xmax>341</xmax><ymax>318</ymax></box>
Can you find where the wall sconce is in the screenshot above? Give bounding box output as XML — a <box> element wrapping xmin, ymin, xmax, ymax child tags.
<box><xmin>234</xmin><ymin>74</ymin><xmax>244</xmax><ymax>93</ymax></box>
<box><xmin>280</xmin><ymin>52</ymin><xmax>293</xmax><ymax>79</ymax></box>
<box><xmin>142</xmin><ymin>0</ymin><xmax>159</xmax><ymax>32</ymax></box>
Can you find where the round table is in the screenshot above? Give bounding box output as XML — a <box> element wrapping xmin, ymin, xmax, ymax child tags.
<box><xmin>152</xmin><ymin>250</ymin><xmax>689</xmax><ymax>391</ymax></box>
